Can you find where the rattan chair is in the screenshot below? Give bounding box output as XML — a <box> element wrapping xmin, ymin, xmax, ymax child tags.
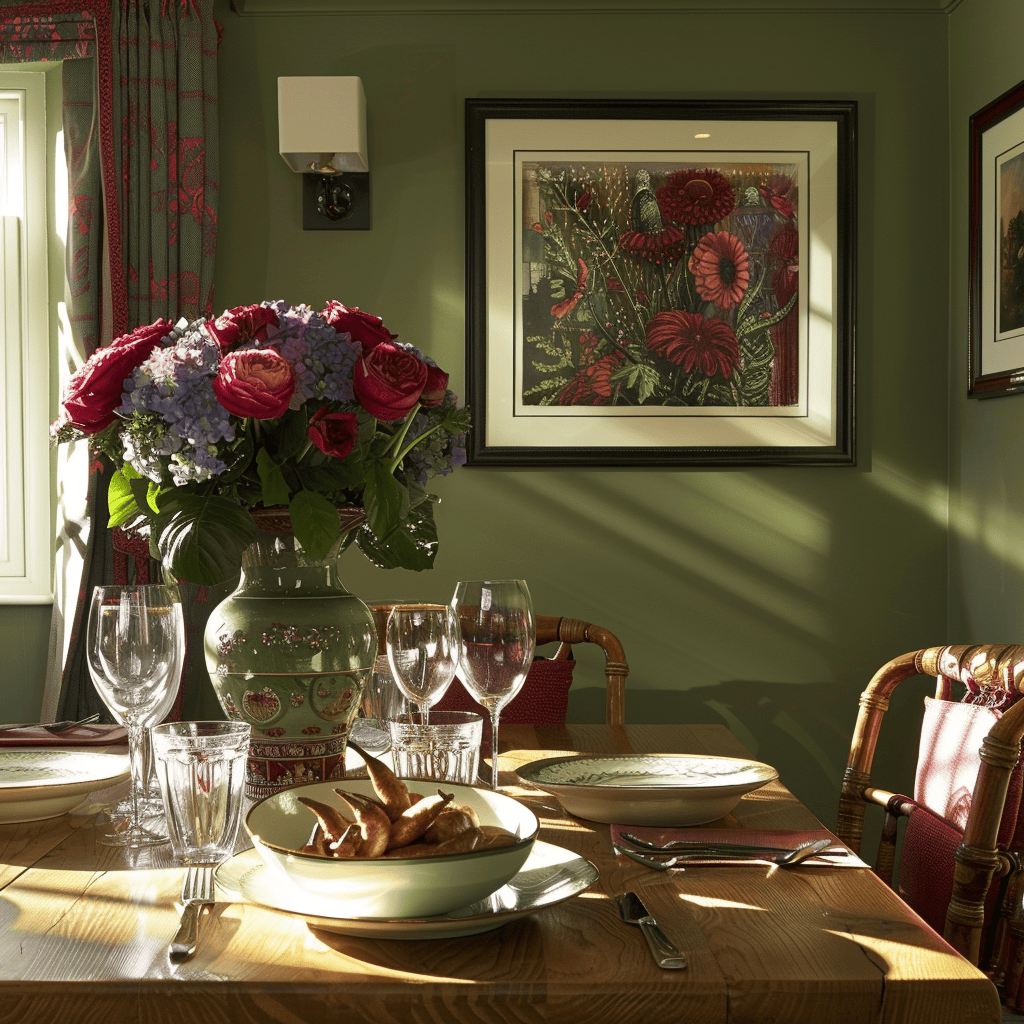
<box><xmin>838</xmin><ymin>644</ymin><xmax>1024</xmax><ymax>994</ymax></box>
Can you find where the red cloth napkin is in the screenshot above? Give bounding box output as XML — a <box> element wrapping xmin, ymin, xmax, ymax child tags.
<box><xmin>0</xmin><ymin>723</ymin><xmax>127</xmax><ymax>748</ymax></box>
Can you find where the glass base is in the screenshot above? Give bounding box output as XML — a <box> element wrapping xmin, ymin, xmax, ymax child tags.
<box><xmin>98</xmin><ymin>819</ymin><xmax>169</xmax><ymax>848</ymax></box>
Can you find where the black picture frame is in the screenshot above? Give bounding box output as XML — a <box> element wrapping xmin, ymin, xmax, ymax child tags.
<box><xmin>465</xmin><ymin>97</ymin><xmax>857</xmax><ymax>467</ymax></box>
<box><xmin>969</xmin><ymin>77</ymin><xmax>1024</xmax><ymax>399</ymax></box>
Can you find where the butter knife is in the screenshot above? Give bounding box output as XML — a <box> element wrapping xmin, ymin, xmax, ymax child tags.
<box><xmin>616</xmin><ymin>891</ymin><xmax>687</xmax><ymax>969</ymax></box>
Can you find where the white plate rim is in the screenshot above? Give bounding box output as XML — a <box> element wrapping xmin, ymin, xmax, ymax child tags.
<box><xmin>515</xmin><ymin>753</ymin><xmax>779</xmax><ymax>793</ymax></box>
<box><xmin>0</xmin><ymin>748</ymin><xmax>131</xmax><ymax>798</ymax></box>
<box><xmin>215</xmin><ymin>840</ymin><xmax>598</xmax><ymax>938</ymax></box>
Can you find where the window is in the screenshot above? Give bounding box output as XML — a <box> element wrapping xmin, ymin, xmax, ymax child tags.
<box><xmin>0</xmin><ymin>72</ymin><xmax>51</xmax><ymax>602</ymax></box>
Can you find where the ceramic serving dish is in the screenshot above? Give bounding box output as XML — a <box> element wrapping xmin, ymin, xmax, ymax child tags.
<box><xmin>245</xmin><ymin>778</ymin><xmax>539</xmax><ymax>919</ymax></box>
<box><xmin>516</xmin><ymin>753</ymin><xmax>779</xmax><ymax>826</ymax></box>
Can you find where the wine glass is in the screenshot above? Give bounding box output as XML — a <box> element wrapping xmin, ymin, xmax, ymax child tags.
<box><xmin>385</xmin><ymin>604</ymin><xmax>460</xmax><ymax>724</ymax></box>
<box><xmin>451</xmin><ymin>580</ymin><xmax>535</xmax><ymax>790</ymax></box>
<box><xmin>86</xmin><ymin>585</ymin><xmax>185</xmax><ymax>847</ymax></box>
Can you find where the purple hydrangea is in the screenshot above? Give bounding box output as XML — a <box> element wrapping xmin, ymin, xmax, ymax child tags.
<box><xmin>117</xmin><ymin>317</ymin><xmax>234</xmax><ymax>484</ymax></box>
<box><xmin>258</xmin><ymin>301</ymin><xmax>360</xmax><ymax>407</ymax></box>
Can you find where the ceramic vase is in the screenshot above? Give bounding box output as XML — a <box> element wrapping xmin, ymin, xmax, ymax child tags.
<box><xmin>203</xmin><ymin>507</ymin><xmax>376</xmax><ymax>799</ymax></box>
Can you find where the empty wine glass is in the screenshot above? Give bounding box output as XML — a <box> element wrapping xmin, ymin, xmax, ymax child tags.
<box><xmin>86</xmin><ymin>585</ymin><xmax>185</xmax><ymax>847</ymax></box>
<box><xmin>451</xmin><ymin>580</ymin><xmax>535</xmax><ymax>790</ymax></box>
<box><xmin>386</xmin><ymin>604</ymin><xmax>460</xmax><ymax>724</ymax></box>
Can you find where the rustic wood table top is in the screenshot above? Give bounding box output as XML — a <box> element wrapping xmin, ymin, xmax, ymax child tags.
<box><xmin>0</xmin><ymin>723</ymin><xmax>1001</xmax><ymax>1024</ymax></box>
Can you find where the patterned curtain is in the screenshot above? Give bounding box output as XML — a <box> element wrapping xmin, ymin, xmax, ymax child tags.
<box><xmin>0</xmin><ymin>1</ymin><xmax>220</xmax><ymax>720</ymax></box>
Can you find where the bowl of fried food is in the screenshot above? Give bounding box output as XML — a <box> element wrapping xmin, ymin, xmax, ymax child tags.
<box><xmin>244</xmin><ymin>742</ymin><xmax>540</xmax><ymax>919</ymax></box>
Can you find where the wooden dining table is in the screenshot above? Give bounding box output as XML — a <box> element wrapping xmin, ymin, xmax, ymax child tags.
<box><xmin>0</xmin><ymin>723</ymin><xmax>1002</xmax><ymax>1024</ymax></box>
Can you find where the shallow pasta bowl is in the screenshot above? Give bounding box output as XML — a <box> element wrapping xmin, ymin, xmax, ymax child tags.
<box><xmin>245</xmin><ymin>778</ymin><xmax>539</xmax><ymax>919</ymax></box>
<box><xmin>515</xmin><ymin>753</ymin><xmax>779</xmax><ymax>826</ymax></box>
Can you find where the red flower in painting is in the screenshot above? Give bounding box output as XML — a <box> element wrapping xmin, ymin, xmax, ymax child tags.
<box><xmin>689</xmin><ymin>232</ymin><xmax>751</xmax><ymax>309</ymax></box>
<box><xmin>558</xmin><ymin>333</ymin><xmax>625</xmax><ymax>405</ymax></box>
<box><xmin>618</xmin><ymin>225</ymin><xmax>686</xmax><ymax>264</ymax></box>
<box><xmin>645</xmin><ymin>311</ymin><xmax>740</xmax><ymax>378</ymax></box>
<box><xmin>656</xmin><ymin>168</ymin><xmax>736</xmax><ymax>226</ymax></box>
<box><xmin>551</xmin><ymin>258</ymin><xmax>589</xmax><ymax>319</ymax></box>
<box><xmin>760</xmin><ymin>173</ymin><xmax>796</xmax><ymax>219</ymax></box>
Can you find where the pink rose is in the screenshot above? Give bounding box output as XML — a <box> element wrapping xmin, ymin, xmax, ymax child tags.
<box><xmin>58</xmin><ymin>320</ymin><xmax>172</xmax><ymax>434</ymax></box>
<box><xmin>204</xmin><ymin>303</ymin><xmax>280</xmax><ymax>354</ymax></box>
<box><xmin>353</xmin><ymin>342</ymin><xmax>428</xmax><ymax>422</ymax></box>
<box><xmin>320</xmin><ymin>300</ymin><xmax>397</xmax><ymax>353</ymax></box>
<box><xmin>307</xmin><ymin>406</ymin><xmax>359</xmax><ymax>459</ymax></box>
<box><xmin>213</xmin><ymin>348</ymin><xmax>296</xmax><ymax>419</ymax></box>
<box><xmin>419</xmin><ymin>364</ymin><xmax>449</xmax><ymax>408</ymax></box>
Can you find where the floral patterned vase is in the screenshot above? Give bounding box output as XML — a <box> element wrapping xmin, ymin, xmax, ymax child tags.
<box><xmin>203</xmin><ymin>508</ymin><xmax>376</xmax><ymax>799</ymax></box>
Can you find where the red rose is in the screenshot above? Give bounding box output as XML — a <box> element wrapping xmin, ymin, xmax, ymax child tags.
<box><xmin>320</xmin><ymin>300</ymin><xmax>397</xmax><ymax>353</ymax></box>
<box><xmin>353</xmin><ymin>342</ymin><xmax>428</xmax><ymax>421</ymax></box>
<box><xmin>58</xmin><ymin>320</ymin><xmax>172</xmax><ymax>433</ymax></box>
<box><xmin>213</xmin><ymin>348</ymin><xmax>295</xmax><ymax>419</ymax></box>
<box><xmin>204</xmin><ymin>303</ymin><xmax>280</xmax><ymax>353</ymax></box>
<box><xmin>419</xmin><ymin>364</ymin><xmax>449</xmax><ymax>408</ymax></box>
<box><xmin>307</xmin><ymin>406</ymin><xmax>359</xmax><ymax>459</ymax></box>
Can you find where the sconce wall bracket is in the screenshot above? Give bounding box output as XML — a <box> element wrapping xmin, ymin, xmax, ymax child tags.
<box><xmin>302</xmin><ymin>172</ymin><xmax>370</xmax><ymax>230</ymax></box>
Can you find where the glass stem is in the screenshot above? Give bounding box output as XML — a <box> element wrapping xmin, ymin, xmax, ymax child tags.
<box><xmin>490</xmin><ymin>707</ymin><xmax>502</xmax><ymax>790</ymax></box>
<box><xmin>126</xmin><ymin>722</ymin><xmax>147</xmax><ymax>829</ymax></box>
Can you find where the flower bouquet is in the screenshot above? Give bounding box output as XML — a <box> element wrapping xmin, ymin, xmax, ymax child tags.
<box><xmin>51</xmin><ymin>300</ymin><xmax>470</xmax><ymax>585</ymax></box>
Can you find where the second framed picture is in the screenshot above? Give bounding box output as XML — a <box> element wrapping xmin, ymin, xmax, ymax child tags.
<box><xmin>465</xmin><ymin>98</ymin><xmax>857</xmax><ymax>466</ymax></box>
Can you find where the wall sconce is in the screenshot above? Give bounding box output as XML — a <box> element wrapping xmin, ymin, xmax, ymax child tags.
<box><xmin>278</xmin><ymin>76</ymin><xmax>370</xmax><ymax>230</ymax></box>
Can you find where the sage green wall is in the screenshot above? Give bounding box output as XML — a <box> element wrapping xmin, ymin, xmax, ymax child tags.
<box><xmin>948</xmin><ymin>2</ymin><xmax>1024</xmax><ymax>645</ymax></box>
<box><xmin>209</xmin><ymin>2</ymin><xmax>950</xmax><ymax>827</ymax></box>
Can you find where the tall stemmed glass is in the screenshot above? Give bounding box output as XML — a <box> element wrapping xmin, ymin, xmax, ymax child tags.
<box><xmin>451</xmin><ymin>580</ymin><xmax>535</xmax><ymax>790</ymax></box>
<box><xmin>386</xmin><ymin>604</ymin><xmax>460</xmax><ymax>724</ymax></box>
<box><xmin>87</xmin><ymin>585</ymin><xmax>185</xmax><ymax>847</ymax></box>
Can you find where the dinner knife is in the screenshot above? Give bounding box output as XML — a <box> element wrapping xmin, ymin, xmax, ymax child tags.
<box><xmin>616</xmin><ymin>891</ymin><xmax>687</xmax><ymax>970</ymax></box>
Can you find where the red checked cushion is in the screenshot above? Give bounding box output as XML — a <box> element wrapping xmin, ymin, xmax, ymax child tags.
<box><xmin>915</xmin><ymin>697</ymin><xmax>1023</xmax><ymax>848</ymax></box>
<box><xmin>434</xmin><ymin>658</ymin><xmax>576</xmax><ymax>726</ymax></box>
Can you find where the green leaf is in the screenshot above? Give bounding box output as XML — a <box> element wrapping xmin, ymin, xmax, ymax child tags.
<box><xmin>355</xmin><ymin>501</ymin><xmax>438</xmax><ymax>571</ymax></box>
<box><xmin>256</xmin><ymin>448</ymin><xmax>292</xmax><ymax>507</ymax></box>
<box><xmin>363</xmin><ymin>461</ymin><xmax>407</xmax><ymax>540</ymax></box>
<box><xmin>107</xmin><ymin>469</ymin><xmax>143</xmax><ymax>528</ymax></box>
<box><xmin>295</xmin><ymin>460</ymin><xmax>367</xmax><ymax>493</ymax></box>
<box><xmin>289</xmin><ymin>489</ymin><xmax>343</xmax><ymax>561</ymax></box>
<box><xmin>267</xmin><ymin>408</ymin><xmax>310</xmax><ymax>461</ymax></box>
<box><xmin>152</xmin><ymin>494</ymin><xmax>257</xmax><ymax>586</ymax></box>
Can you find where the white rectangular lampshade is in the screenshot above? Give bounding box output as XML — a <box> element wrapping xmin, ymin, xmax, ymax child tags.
<box><xmin>278</xmin><ymin>76</ymin><xmax>368</xmax><ymax>174</ymax></box>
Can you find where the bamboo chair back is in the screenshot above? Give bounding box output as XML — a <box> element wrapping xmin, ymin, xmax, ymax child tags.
<box><xmin>837</xmin><ymin>644</ymin><xmax>1024</xmax><ymax>993</ymax></box>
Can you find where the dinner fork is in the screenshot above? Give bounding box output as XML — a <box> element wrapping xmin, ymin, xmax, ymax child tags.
<box><xmin>613</xmin><ymin>837</ymin><xmax>833</xmax><ymax>871</ymax></box>
<box><xmin>620</xmin><ymin>831</ymin><xmax>804</xmax><ymax>857</ymax></box>
<box><xmin>0</xmin><ymin>713</ymin><xmax>101</xmax><ymax>735</ymax></box>
<box><xmin>170</xmin><ymin>864</ymin><xmax>216</xmax><ymax>960</ymax></box>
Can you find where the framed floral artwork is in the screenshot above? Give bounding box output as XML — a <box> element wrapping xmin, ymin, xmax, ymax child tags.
<box><xmin>969</xmin><ymin>77</ymin><xmax>1024</xmax><ymax>398</ymax></box>
<box><xmin>464</xmin><ymin>98</ymin><xmax>857</xmax><ymax>466</ymax></box>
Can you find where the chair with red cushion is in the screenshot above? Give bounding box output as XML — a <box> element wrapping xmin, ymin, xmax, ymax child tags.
<box><xmin>367</xmin><ymin>604</ymin><xmax>628</xmax><ymax>727</ymax></box>
<box><xmin>837</xmin><ymin>644</ymin><xmax>1024</xmax><ymax>1005</ymax></box>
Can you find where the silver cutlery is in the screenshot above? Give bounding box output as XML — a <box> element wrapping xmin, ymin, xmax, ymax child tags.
<box><xmin>620</xmin><ymin>831</ymin><xmax>799</xmax><ymax>856</ymax></box>
<box><xmin>170</xmin><ymin>863</ymin><xmax>216</xmax><ymax>960</ymax></box>
<box><xmin>615</xmin><ymin>891</ymin><xmax>687</xmax><ymax>970</ymax></box>
<box><xmin>0</xmin><ymin>713</ymin><xmax>101</xmax><ymax>735</ymax></box>
<box><xmin>613</xmin><ymin>837</ymin><xmax>834</xmax><ymax>871</ymax></box>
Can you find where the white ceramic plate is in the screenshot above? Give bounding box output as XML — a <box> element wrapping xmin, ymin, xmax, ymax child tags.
<box><xmin>516</xmin><ymin>753</ymin><xmax>779</xmax><ymax>826</ymax></box>
<box><xmin>0</xmin><ymin>748</ymin><xmax>131</xmax><ymax>823</ymax></box>
<box><xmin>215</xmin><ymin>840</ymin><xmax>597</xmax><ymax>940</ymax></box>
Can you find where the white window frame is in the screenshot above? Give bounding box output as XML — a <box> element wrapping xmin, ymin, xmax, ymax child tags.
<box><xmin>0</xmin><ymin>73</ymin><xmax>50</xmax><ymax>602</ymax></box>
